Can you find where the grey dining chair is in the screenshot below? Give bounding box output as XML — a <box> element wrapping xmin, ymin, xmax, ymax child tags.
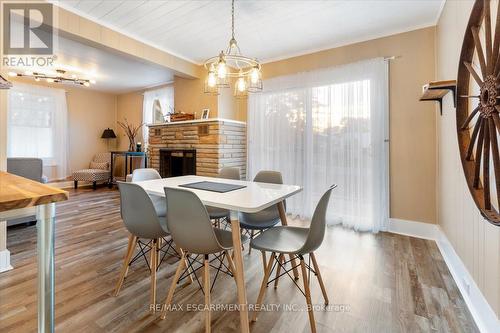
<box><xmin>239</xmin><ymin>170</ymin><xmax>284</xmax><ymax>269</ymax></box>
<box><xmin>160</xmin><ymin>186</ymin><xmax>248</xmax><ymax>332</ymax></box>
<box><xmin>250</xmin><ymin>184</ymin><xmax>337</xmax><ymax>333</ymax></box>
<box><xmin>130</xmin><ymin>168</ymin><xmax>166</xmax><ymax>217</ymax></box>
<box><xmin>206</xmin><ymin>167</ymin><xmax>240</xmax><ymax>228</ymax></box>
<box><xmin>114</xmin><ymin>181</ymin><xmax>176</xmax><ymax>313</ymax></box>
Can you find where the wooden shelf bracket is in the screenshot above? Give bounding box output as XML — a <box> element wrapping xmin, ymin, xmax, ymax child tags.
<box><xmin>419</xmin><ymin>80</ymin><xmax>457</xmax><ymax>115</ymax></box>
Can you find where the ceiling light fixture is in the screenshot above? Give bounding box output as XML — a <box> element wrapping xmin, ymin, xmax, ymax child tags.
<box><xmin>203</xmin><ymin>0</ymin><xmax>262</xmax><ymax>98</ymax></box>
<box><xmin>8</xmin><ymin>69</ymin><xmax>95</xmax><ymax>87</ymax></box>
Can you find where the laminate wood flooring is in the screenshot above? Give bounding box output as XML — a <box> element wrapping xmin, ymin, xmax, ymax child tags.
<box><xmin>0</xmin><ymin>188</ymin><xmax>478</xmax><ymax>332</ymax></box>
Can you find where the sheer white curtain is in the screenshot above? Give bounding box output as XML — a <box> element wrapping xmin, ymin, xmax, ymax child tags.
<box><xmin>7</xmin><ymin>83</ymin><xmax>69</xmax><ymax>181</ymax></box>
<box><xmin>248</xmin><ymin>58</ymin><xmax>389</xmax><ymax>232</ymax></box>
<box><xmin>142</xmin><ymin>86</ymin><xmax>174</xmax><ymax>144</ymax></box>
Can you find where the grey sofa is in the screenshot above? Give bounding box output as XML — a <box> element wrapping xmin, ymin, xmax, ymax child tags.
<box><xmin>6</xmin><ymin>158</ymin><xmax>48</xmax><ymax>226</ymax></box>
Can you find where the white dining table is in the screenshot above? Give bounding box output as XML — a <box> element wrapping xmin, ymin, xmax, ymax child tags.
<box><xmin>136</xmin><ymin>175</ymin><xmax>302</xmax><ymax>333</ymax></box>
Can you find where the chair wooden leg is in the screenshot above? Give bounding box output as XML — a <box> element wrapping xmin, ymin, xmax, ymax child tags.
<box><xmin>172</xmin><ymin>244</ymin><xmax>192</xmax><ymax>285</ymax></box>
<box><xmin>260</xmin><ymin>251</ymin><xmax>267</xmax><ymax>272</ymax></box>
<box><xmin>157</xmin><ymin>238</ymin><xmax>161</xmax><ymax>270</ymax></box>
<box><xmin>73</xmin><ymin>180</ymin><xmax>78</xmax><ymax>189</ymax></box>
<box><xmin>203</xmin><ymin>254</ymin><xmax>211</xmax><ymax>333</ymax></box>
<box><xmin>92</xmin><ymin>181</ymin><xmax>97</xmax><ymax>190</ymax></box>
<box><xmin>150</xmin><ymin>239</ymin><xmax>158</xmax><ymax>313</ymax></box>
<box><xmin>251</xmin><ymin>252</ymin><xmax>275</xmax><ymax>322</ymax></box>
<box><xmin>273</xmin><ymin>254</ymin><xmax>284</xmax><ymax>289</ymax></box>
<box><xmin>225</xmin><ymin>250</ymin><xmax>236</xmax><ymax>275</ymax></box>
<box><xmin>300</xmin><ymin>256</ymin><xmax>316</xmax><ymax>333</ymax></box>
<box><xmin>114</xmin><ymin>235</ymin><xmax>137</xmax><ymax>296</ymax></box>
<box><xmin>161</xmin><ymin>252</ymin><xmax>186</xmax><ymax>320</ymax></box>
<box><xmin>310</xmin><ymin>252</ymin><xmax>329</xmax><ymax>305</ymax></box>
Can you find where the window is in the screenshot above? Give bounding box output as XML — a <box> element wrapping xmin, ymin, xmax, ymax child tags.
<box><xmin>142</xmin><ymin>86</ymin><xmax>174</xmax><ymax>144</ymax></box>
<box><xmin>7</xmin><ymin>83</ymin><xmax>69</xmax><ymax>180</ymax></box>
<box><xmin>248</xmin><ymin>58</ymin><xmax>389</xmax><ymax>232</ymax></box>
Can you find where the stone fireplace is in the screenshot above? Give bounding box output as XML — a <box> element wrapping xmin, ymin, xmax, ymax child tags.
<box><xmin>148</xmin><ymin>119</ymin><xmax>246</xmax><ymax>178</ymax></box>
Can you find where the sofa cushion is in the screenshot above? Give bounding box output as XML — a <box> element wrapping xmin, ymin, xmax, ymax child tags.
<box><xmin>72</xmin><ymin>169</ymin><xmax>110</xmax><ymax>182</ymax></box>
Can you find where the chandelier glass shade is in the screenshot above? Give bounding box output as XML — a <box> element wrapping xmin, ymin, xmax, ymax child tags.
<box><xmin>203</xmin><ymin>0</ymin><xmax>262</xmax><ymax>97</ymax></box>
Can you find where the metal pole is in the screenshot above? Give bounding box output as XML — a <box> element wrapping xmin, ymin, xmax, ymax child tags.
<box><xmin>36</xmin><ymin>203</ymin><xmax>56</xmax><ymax>333</ymax></box>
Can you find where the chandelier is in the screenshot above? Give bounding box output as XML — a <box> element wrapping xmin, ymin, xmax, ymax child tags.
<box><xmin>203</xmin><ymin>0</ymin><xmax>262</xmax><ymax>98</ymax></box>
<box><xmin>8</xmin><ymin>69</ymin><xmax>95</xmax><ymax>87</ymax></box>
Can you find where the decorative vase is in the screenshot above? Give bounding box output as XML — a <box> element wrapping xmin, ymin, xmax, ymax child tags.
<box><xmin>128</xmin><ymin>139</ymin><xmax>135</xmax><ymax>152</ymax></box>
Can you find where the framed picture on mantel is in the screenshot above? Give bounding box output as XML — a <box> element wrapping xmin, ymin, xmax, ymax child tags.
<box><xmin>201</xmin><ymin>109</ymin><xmax>210</xmax><ymax>119</ymax></box>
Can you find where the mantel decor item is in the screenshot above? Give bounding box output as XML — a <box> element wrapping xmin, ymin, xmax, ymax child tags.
<box><xmin>169</xmin><ymin>113</ymin><xmax>195</xmax><ymax>122</ymax></box>
<box><xmin>203</xmin><ymin>0</ymin><xmax>262</xmax><ymax>97</ymax></box>
<box><xmin>457</xmin><ymin>0</ymin><xmax>500</xmax><ymax>225</ymax></box>
<box><xmin>117</xmin><ymin>119</ymin><xmax>144</xmax><ymax>152</ymax></box>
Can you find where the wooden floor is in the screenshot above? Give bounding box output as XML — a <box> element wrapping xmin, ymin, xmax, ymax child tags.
<box><xmin>0</xmin><ymin>187</ymin><xmax>478</xmax><ymax>333</ymax></box>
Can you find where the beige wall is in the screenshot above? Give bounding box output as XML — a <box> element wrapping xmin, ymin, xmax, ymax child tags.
<box><xmin>10</xmin><ymin>77</ymin><xmax>117</xmax><ymax>179</ymax></box>
<box><xmin>66</xmin><ymin>87</ymin><xmax>117</xmax><ymax>173</ymax></box>
<box><xmin>174</xmin><ymin>75</ymin><xmax>218</xmax><ymax>118</ymax></box>
<box><xmin>116</xmin><ymin>91</ymin><xmax>143</xmax><ymax>151</ymax></box>
<box><xmin>436</xmin><ymin>0</ymin><xmax>500</xmax><ymax>317</ymax></box>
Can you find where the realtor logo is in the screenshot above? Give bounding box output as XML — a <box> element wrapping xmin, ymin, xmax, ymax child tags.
<box><xmin>2</xmin><ymin>2</ymin><xmax>53</xmax><ymax>55</ymax></box>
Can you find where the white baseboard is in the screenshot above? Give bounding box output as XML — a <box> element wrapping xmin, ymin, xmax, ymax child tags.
<box><xmin>47</xmin><ymin>180</ymin><xmax>74</xmax><ymax>189</ymax></box>
<box><xmin>388</xmin><ymin>218</ymin><xmax>500</xmax><ymax>333</ymax></box>
<box><xmin>388</xmin><ymin>218</ymin><xmax>441</xmax><ymax>240</ymax></box>
<box><xmin>0</xmin><ymin>249</ymin><xmax>13</xmax><ymax>273</ymax></box>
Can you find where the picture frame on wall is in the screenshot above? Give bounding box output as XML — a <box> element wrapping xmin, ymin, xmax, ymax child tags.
<box><xmin>201</xmin><ymin>109</ymin><xmax>210</xmax><ymax>119</ymax></box>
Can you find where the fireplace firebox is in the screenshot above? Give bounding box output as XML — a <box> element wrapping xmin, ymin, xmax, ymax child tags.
<box><xmin>159</xmin><ymin>149</ymin><xmax>196</xmax><ymax>178</ymax></box>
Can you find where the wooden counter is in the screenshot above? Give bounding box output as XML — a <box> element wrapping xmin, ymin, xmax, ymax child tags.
<box><xmin>0</xmin><ymin>171</ymin><xmax>68</xmax><ymax>212</ymax></box>
<box><xmin>0</xmin><ymin>171</ymin><xmax>68</xmax><ymax>333</ymax></box>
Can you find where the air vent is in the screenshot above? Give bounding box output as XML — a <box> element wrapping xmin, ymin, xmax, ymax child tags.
<box><xmin>198</xmin><ymin>125</ymin><xmax>209</xmax><ymax>136</ymax></box>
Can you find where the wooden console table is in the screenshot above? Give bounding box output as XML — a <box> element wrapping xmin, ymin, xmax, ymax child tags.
<box><xmin>110</xmin><ymin>151</ymin><xmax>148</xmax><ymax>183</ymax></box>
<box><xmin>0</xmin><ymin>171</ymin><xmax>68</xmax><ymax>333</ymax></box>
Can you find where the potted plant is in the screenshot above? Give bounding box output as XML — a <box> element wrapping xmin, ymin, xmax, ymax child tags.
<box><xmin>117</xmin><ymin>118</ymin><xmax>144</xmax><ymax>152</ymax></box>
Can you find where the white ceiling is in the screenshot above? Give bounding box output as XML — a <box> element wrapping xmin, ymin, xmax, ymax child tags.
<box><xmin>6</xmin><ymin>34</ymin><xmax>174</xmax><ymax>93</ymax></box>
<box><xmin>56</xmin><ymin>0</ymin><xmax>445</xmax><ymax>64</ymax></box>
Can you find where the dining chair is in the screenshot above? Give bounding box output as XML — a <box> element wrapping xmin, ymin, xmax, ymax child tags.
<box><xmin>114</xmin><ymin>182</ymin><xmax>177</xmax><ymax>313</ymax></box>
<box><xmin>250</xmin><ymin>184</ymin><xmax>336</xmax><ymax>333</ymax></box>
<box><xmin>206</xmin><ymin>167</ymin><xmax>240</xmax><ymax>228</ymax></box>
<box><xmin>238</xmin><ymin>171</ymin><xmax>284</xmax><ymax>268</ymax></box>
<box><xmin>130</xmin><ymin>168</ymin><xmax>166</xmax><ymax>217</ymax></box>
<box><xmin>160</xmin><ymin>186</ymin><xmax>247</xmax><ymax>332</ymax></box>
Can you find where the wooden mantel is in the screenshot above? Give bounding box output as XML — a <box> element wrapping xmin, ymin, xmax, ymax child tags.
<box><xmin>0</xmin><ymin>172</ymin><xmax>68</xmax><ymax>213</ymax></box>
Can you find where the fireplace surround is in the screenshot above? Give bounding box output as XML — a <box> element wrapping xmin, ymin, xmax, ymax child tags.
<box><xmin>148</xmin><ymin>118</ymin><xmax>246</xmax><ymax>178</ymax></box>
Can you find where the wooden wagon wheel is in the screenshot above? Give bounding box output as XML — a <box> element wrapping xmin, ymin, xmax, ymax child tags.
<box><xmin>457</xmin><ymin>0</ymin><xmax>500</xmax><ymax>225</ymax></box>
